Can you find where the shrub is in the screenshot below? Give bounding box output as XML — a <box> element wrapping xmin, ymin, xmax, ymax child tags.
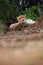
<box><xmin>0</xmin><ymin>0</ymin><xmax>18</xmax><ymax>22</ymax></box>
<box><xmin>20</xmin><ymin>6</ymin><xmax>41</xmax><ymax>20</ymax></box>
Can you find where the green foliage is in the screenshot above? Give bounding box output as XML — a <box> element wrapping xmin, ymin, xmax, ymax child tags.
<box><xmin>0</xmin><ymin>0</ymin><xmax>18</xmax><ymax>22</ymax></box>
<box><xmin>20</xmin><ymin>6</ymin><xmax>41</xmax><ymax>20</ymax></box>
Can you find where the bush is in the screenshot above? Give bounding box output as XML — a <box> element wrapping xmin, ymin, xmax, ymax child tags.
<box><xmin>20</xmin><ymin>6</ymin><xmax>41</xmax><ymax>20</ymax></box>
<box><xmin>0</xmin><ymin>0</ymin><xmax>18</xmax><ymax>22</ymax></box>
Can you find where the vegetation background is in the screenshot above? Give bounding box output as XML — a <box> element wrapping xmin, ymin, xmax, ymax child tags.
<box><xmin>0</xmin><ymin>0</ymin><xmax>43</xmax><ymax>34</ymax></box>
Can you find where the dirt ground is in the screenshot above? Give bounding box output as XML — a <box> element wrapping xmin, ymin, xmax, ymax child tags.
<box><xmin>0</xmin><ymin>31</ymin><xmax>43</xmax><ymax>65</ymax></box>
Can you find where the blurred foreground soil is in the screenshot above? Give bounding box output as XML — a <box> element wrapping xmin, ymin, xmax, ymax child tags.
<box><xmin>0</xmin><ymin>31</ymin><xmax>43</xmax><ymax>65</ymax></box>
